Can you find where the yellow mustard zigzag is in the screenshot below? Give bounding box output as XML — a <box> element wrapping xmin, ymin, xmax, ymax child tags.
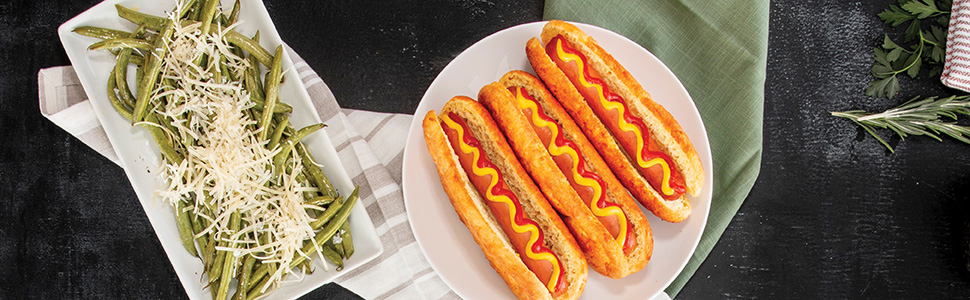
<box><xmin>554</xmin><ymin>39</ymin><xmax>675</xmax><ymax>197</ymax></box>
<box><xmin>515</xmin><ymin>89</ymin><xmax>629</xmax><ymax>249</ymax></box>
<box><xmin>441</xmin><ymin>114</ymin><xmax>561</xmax><ymax>292</ymax></box>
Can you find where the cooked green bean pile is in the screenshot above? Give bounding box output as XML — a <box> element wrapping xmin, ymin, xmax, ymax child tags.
<box><xmin>75</xmin><ymin>1</ymin><xmax>357</xmax><ymax>299</ymax></box>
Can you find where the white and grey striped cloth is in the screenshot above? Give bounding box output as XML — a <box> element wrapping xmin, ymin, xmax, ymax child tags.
<box><xmin>37</xmin><ymin>47</ymin><xmax>457</xmax><ymax>300</ymax></box>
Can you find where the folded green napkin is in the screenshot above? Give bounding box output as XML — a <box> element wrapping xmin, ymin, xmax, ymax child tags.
<box><xmin>544</xmin><ymin>0</ymin><xmax>767</xmax><ymax>297</ymax></box>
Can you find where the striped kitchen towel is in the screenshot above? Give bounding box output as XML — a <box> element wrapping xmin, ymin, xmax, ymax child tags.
<box><xmin>943</xmin><ymin>0</ymin><xmax>970</xmax><ymax>91</ymax></box>
<box><xmin>37</xmin><ymin>46</ymin><xmax>457</xmax><ymax>300</ymax></box>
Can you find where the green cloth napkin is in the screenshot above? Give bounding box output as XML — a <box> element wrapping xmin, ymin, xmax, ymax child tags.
<box><xmin>544</xmin><ymin>0</ymin><xmax>767</xmax><ymax>297</ymax></box>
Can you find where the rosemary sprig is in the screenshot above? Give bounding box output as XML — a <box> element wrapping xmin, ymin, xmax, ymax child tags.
<box><xmin>866</xmin><ymin>0</ymin><xmax>950</xmax><ymax>99</ymax></box>
<box><xmin>832</xmin><ymin>95</ymin><xmax>970</xmax><ymax>152</ymax></box>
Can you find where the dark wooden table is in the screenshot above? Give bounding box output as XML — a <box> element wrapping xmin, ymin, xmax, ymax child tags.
<box><xmin>3</xmin><ymin>0</ymin><xmax>970</xmax><ymax>299</ymax></box>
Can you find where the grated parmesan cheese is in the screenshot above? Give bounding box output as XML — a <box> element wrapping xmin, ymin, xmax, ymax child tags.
<box><xmin>148</xmin><ymin>13</ymin><xmax>327</xmax><ymax>291</ymax></box>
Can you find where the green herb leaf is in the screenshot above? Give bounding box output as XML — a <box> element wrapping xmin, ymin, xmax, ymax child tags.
<box><xmin>865</xmin><ymin>76</ymin><xmax>900</xmax><ymax>98</ymax></box>
<box><xmin>874</xmin><ymin>47</ymin><xmax>891</xmax><ymax>67</ymax></box>
<box><xmin>893</xmin><ymin>51</ymin><xmax>913</xmax><ymax>69</ymax></box>
<box><xmin>879</xmin><ymin>5</ymin><xmax>916</xmax><ymax>26</ymax></box>
<box><xmin>929</xmin><ymin>64</ymin><xmax>943</xmax><ymax>77</ymax></box>
<box><xmin>937</xmin><ymin>15</ymin><xmax>950</xmax><ymax>26</ymax></box>
<box><xmin>883</xmin><ymin>35</ymin><xmax>899</xmax><ymax>49</ymax></box>
<box><xmin>871</xmin><ymin>62</ymin><xmax>895</xmax><ymax>77</ymax></box>
<box><xmin>931</xmin><ymin>43</ymin><xmax>945</xmax><ymax>63</ymax></box>
<box><xmin>904</xmin><ymin>19</ymin><xmax>922</xmax><ymax>42</ymax></box>
<box><xmin>929</xmin><ymin>25</ymin><xmax>947</xmax><ymax>45</ymax></box>
<box><xmin>887</xmin><ymin>47</ymin><xmax>904</xmax><ymax>62</ymax></box>
<box><xmin>907</xmin><ymin>54</ymin><xmax>922</xmax><ymax>77</ymax></box>
<box><xmin>864</xmin><ymin>0</ymin><xmax>951</xmax><ymax>98</ymax></box>
<box><xmin>902</xmin><ymin>0</ymin><xmax>942</xmax><ymax>18</ymax></box>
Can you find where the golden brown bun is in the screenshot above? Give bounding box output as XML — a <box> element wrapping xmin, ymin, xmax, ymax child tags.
<box><xmin>526</xmin><ymin>35</ymin><xmax>692</xmax><ymax>222</ymax></box>
<box><xmin>480</xmin><ymin>73</ymin><xmax>652</xmax><ymax>278</ymax></box>
<box><xmin>540</xmin><ymin>20</ymin><xmax>704</xmax><ymax>197</ymax></box>
<box><xmin>422</xmin><ymin>96</ymin><xmax>587</xmax><ymax>300</ymax></box>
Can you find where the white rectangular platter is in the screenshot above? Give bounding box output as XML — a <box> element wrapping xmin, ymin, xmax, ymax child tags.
<box><xmin>57</xmin><ymin>1</ymin><xmax>382</xmax><ymax>299</ymax></box>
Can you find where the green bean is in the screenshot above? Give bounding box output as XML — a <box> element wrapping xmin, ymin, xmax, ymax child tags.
<box><xmin>300</xmin><ymin>256</ymin><xmax>314</xmax><ymax>275</ymax></box>
<box><xmin>141</xmin><ymin>113</ymin><xmax>184</xmax><ymax>164</ymax></box>
<box><xmin>340</xmin><ymin>221</ymin><xmax>354</xmax><ymax>259</ymax></box>
<box><xmin>135</xmin><ymin>62</ymin><xmax>144</xmax><ymax>90</ymax></box>
<box><xmin>289</xmin><ymin>187</ymin><xmax>358</xmax><ymax>269</ymax></box>
<box><xmin>244</xmin><ymin>67</ymin><xmax>264</xmax><ymax>101</ymax></box>
<box><xmin>247</xmin><ymin>262</ymin><xmax>271</xmax><ymax>291</ymax></box>
<box><xmin>272</xmin><ymin>123</ymin><xmax>325</xmax><ymax>178</ymax></box>
<box><xmin>190</xmin><ymin>208</ymin><xmax>212</xmax><ymax>264</ymax></box>
<box><xmin>225</xmin><ymin>30</ymin><xmax>272</xmax><ymax>67</ymax></box>
<box><xmin>296</xmin><ymin>143</ymin><xmax>338</xmax><ymax>198</ymax></box>
<box><xmin>244</xmin><ymin>67</ymin><xmax>295</xmax><ymax>114</ymax></box>
<box><xmin>247</xmin><ymin>189</ymin><xmax>357</xmax><ymax>285</ymax></box>
<box><xmin>114</xmin><ymin>25</ymin><xmax>147</xmax><ymax>108</ymax></box>
<box><xmin>321</xmin><ymin>242</ymin><xmax>344</xmax><ymax>271</ymax></box>
<box><xmin>106</xmin><ymin>72</ymin><xmax>133</xmax><ymax>121</ymax></box>
<box><xmin>218</xmin><ymin>13</ymin><xmax>231</xmax><ymax>27</ymax></box>
<box><xmin>215</xmin><ymin>211</ymin><xmax>241</xmax><ymax>300</ymax></box>
<box><xmin>174</xmin><ymin>200</ymin><xmax>199</xmax><ymax>257</ymax></box>
<box><xmin>132</xmin><ymin>21</ymin><xmax>173</xmax><ymax>123</ymax></box>
<box><xmin>208</xmin><ymin>211</ymin><xmax>240</xmax><ymax>285</ymax></box>
<box><xmin>310</xmin><ymin>196</ymin><xmax>344</xmax><ymax>230</ymax></box>
<box><xmin>329</xmin><ymin>237</ymin><xmax>345</xmax><ymax>259</ymax></box>
<box><xmin>107</xmin><ymin>48</ymin><xmax>145</xmax><ymax>65</ymax></box>
<box><xmin>267</xmin><ymin>115</ymin><xmax>289</xmax><ymax>150</ymax></box>
<box><xmin>203</xmin><ymin>232</ymin><xmax>217</xmax><ymax>272</ymax></box>
<box><xmin>177</xmin><ymin>0</ymin><xmax>196</xmax><ymax>20</ymax></box>
<box><xmin>88</xmin><ymin>38</ymin><xmax>153</xmax><ymax>51</ymax></box>
<box><xmin>228</xmin><ymin>0</ymin><xmax>241</xmax><ymax>24</ymax></box>
<box><xmin>73</xmin><ymin>26</ymin><xmax>132</xmax><ymax>40</ymax></box>
<box><xmin>297</xmin><ymin>172</ymin><xmax>321</xmax><ymax>200</ymax></box>
<box><xmin>258</xmin><ymin>45</ymin><xmax>284</xmax><ymax>141</ymax></box>
<box><xmin>306</xmin><ymin>195</ymin><xmax>337</xmax><ymax>207</ymax></box>
<box><xmin>232</xmin><ymin>255</ymin><xmax>255</xmax><ymax>300</ymax></box>
<box><xmin>271</xmin><ymin>141</ymin><xmax>294</xmax><ymax>179</ymax></box>
<box><xmin>220</xmin><ymin>54</ymin><xmax>237</xmax><ymax>82</ymax></box>
<box><xmin>208</xmin><ymin>243</ymin><xmax>226</xmax><ymax>282</ymax></box>
<box><xmin>115</xmin><ymin>4</ymin><xmax>169</xmax><ymax>31</ymax></box>
<box><xmin>114</xmin><ymin>5</ymin><xmax>274</xmax><ymax>67</ymax></box>
<box><xmin>200</xmin><ymin>0</ymin><xmax>219</xmax><ymax>37</ymax></box>
<box><xmin>115</xmin><ymin>49</ymin><xmax>135</xmax><ymax>107</ymax></box>
<box><xmin>180</xmin><ymin>20</ymin><xmax>273</xmax><ymax>68</ymax></box>
<box><xmin>246</xmin><ymin>275</ymin><xmax>272</xmax><ymax>300</ymax></box>
<box><xmin>189</xmin><ymin>0</ymin><xmax>204</xmax><ymax>21</ymax></box>
<box><xmin>210</xmin><ymin>54</ymin><xmax>222</xmax><ymax>83</ymax></box>
<box><xmin>210</xmin><ymin>278</ymin><xmax>219</xmax><ymax>299</ymax></box>
<box><xmin>291</xmin><ymin>124</ymin><xmax>326</xmax><ymax>144</ymax></box>
<box><xmin>252</xmin><ymin>97</ymin><xmax>292</xmax><ymax>114</ymax></box>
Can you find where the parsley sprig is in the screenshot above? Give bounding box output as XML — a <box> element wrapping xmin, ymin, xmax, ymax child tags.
<box><xmin>866</xmin><ymin>0</ymin><xmax>950</xmax><ymax>99</ymax></box>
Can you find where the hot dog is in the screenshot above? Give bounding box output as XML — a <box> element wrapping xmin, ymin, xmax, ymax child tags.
<box><xmin>478</xmin><ymin>71</ymin><xmax>652</xmax><ymax>279</ymax></box>
<box><xmin>526</xmin><ymin>20</ymin><xmax>705</xmax><ymax>222</ymax></box>
<box><xmin>422</xmin><ymin>96</ymin><xmax>587</xmax><ymax>300</ymax></box>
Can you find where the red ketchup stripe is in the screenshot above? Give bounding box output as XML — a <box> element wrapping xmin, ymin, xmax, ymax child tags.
<box><xmin>510</xmin><ymin>86</ymin><xmax>636</xmax><ymax>252</ymax></box>
<box><xmin>546</xmin><ymin>35</ymin><xmax>686</xmax><ymax>200</ymax></box>
<box><xmin>439</xmin><ymin>112</ymin><xmax>565</xmax><ymax>295</ymax></box>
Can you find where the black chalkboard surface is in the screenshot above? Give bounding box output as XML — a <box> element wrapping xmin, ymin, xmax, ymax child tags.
<box><xmin>2</xmin><ymin>0</ymin><xmax>969</xmax><ymax>299</ymax></box>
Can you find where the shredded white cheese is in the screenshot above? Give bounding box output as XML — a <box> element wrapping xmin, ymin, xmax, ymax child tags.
<box><xmin>150</xmin><ymin>13</ymin><xmax>326</xmax><ymax>291</ymax></box>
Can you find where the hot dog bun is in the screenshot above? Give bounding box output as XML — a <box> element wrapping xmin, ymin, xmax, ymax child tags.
<box><xmin>478</xmin><ymin>72</ymin><xmax>652</xmax><ymax>278</ymax></box>
<box><xmin>526</xmin><ymin>21</ymin><xmax>704</xmax><ymax>222</ymax></box>
<box><xmin>422</xmin><ymin>96</ymin><xmax>587</xmax><ymax>300</ymax></box>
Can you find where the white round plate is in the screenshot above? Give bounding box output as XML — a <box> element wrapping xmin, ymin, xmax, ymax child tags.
<box><xmin>401</xmin><ymin>21</ymin><xmax>713</xmax><ymax>300</ymax></box>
